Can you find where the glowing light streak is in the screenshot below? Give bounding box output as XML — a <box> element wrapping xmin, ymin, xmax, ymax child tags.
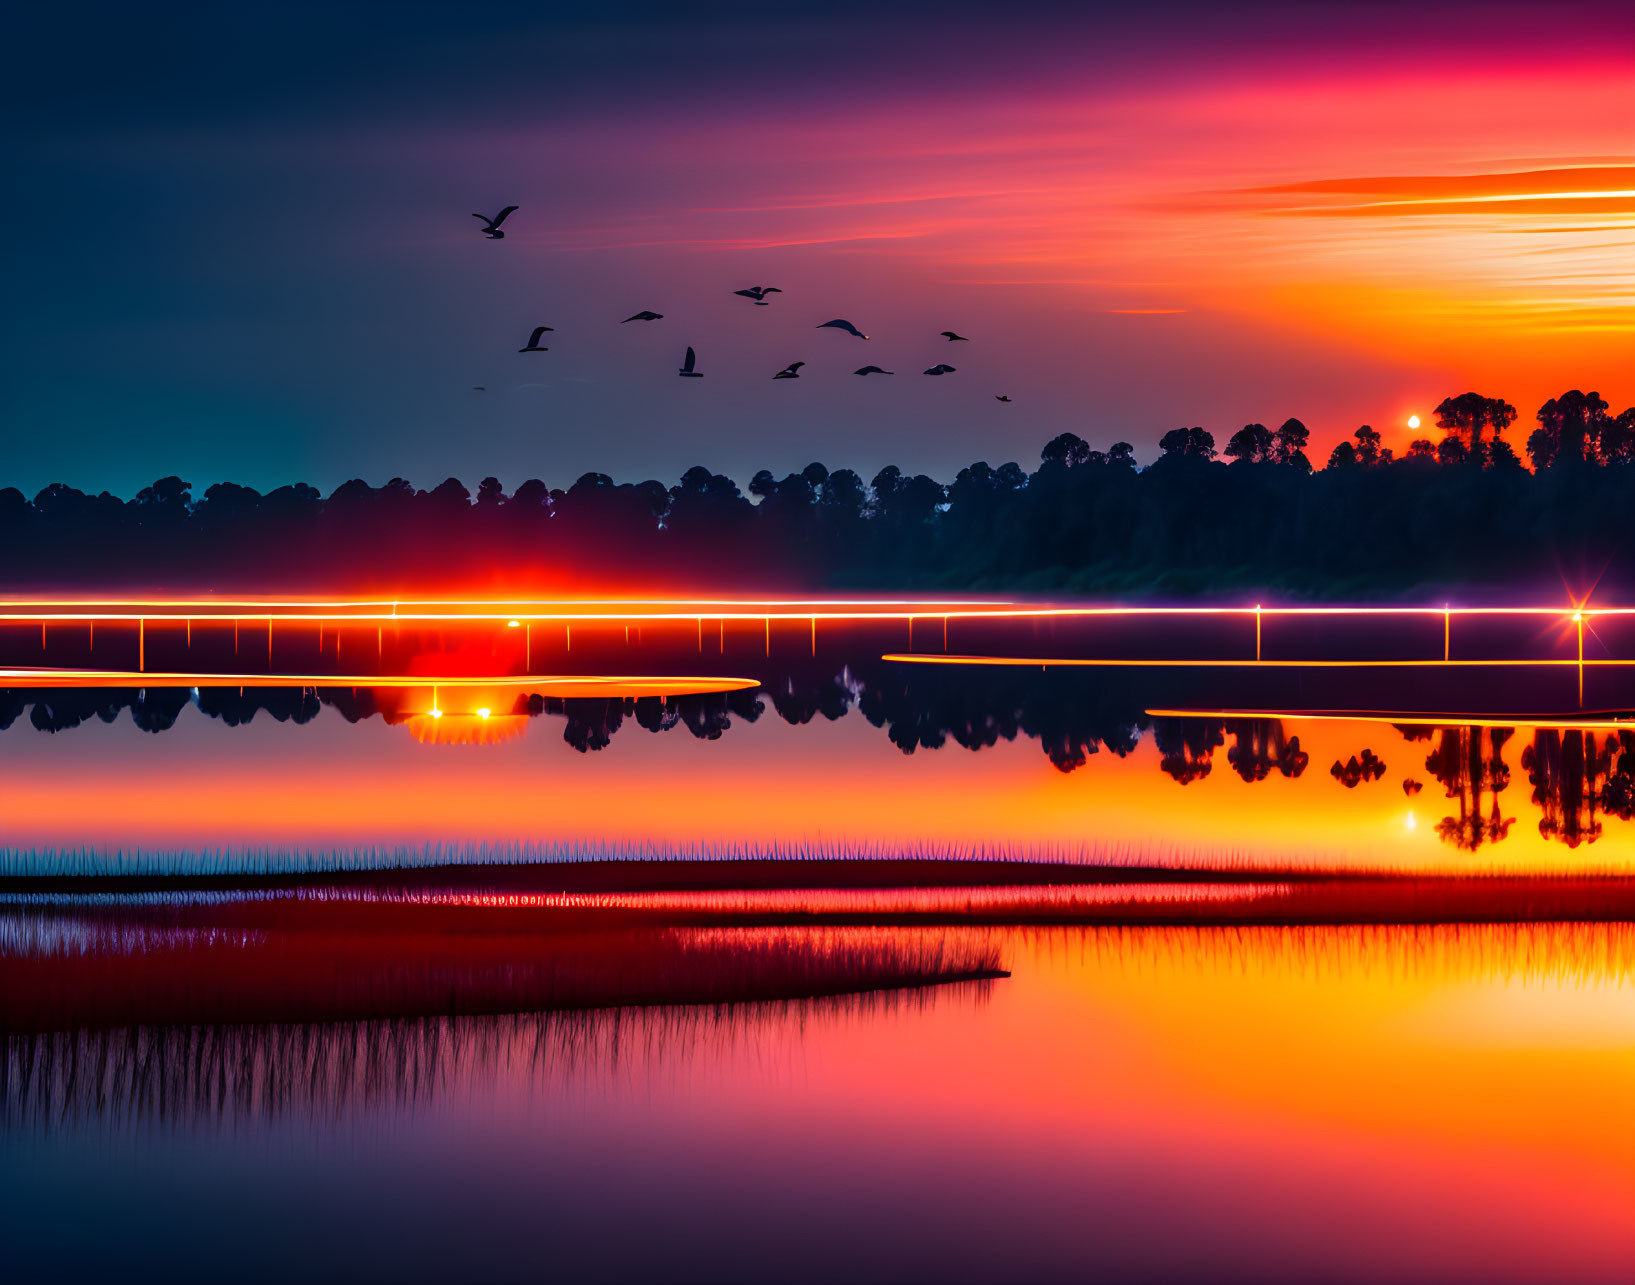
<box><xmin>0</xmin><ymin>668</ymin><xmax>759</xmax><ymax>695</ymax></box>
<box><xmin>885</xmin><ymin>654</ymin><xmax>1635</xmax><ymax>670</ymax></box>
<box><xmin>1144</xmin><ymin>709</ymin><xmax>1635</xmax><ymax>730</ymax></box>
<box><xmin>0</xmin><ymin>600</ymin><xmax>1630</xmax><ymax>624</ymax></box>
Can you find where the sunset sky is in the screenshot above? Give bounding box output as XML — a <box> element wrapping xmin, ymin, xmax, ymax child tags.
<box><xmin>4</xmin><ymin>1</ymin><xmax>1631</xmax><ymax>495</ymax></box>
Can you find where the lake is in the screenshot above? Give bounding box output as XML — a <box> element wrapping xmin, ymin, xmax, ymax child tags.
<box><xmin>3</xmin><ymin>600</ymin><xmax>1634</xmax><ymax>1281</ymax></box>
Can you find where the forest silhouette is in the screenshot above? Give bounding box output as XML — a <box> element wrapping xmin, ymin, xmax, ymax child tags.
<box><xmin>4</xmin><ymin>389</ymin><xmax>1633</xmax><ymax>595</ymax></box>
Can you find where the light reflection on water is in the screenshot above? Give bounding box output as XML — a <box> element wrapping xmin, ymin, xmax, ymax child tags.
<box><xmin>7</xmin><ymin>637</ymin><xmax>1635</xmax><ymax>1280</ymax></box>
<box><xmin>5</xmin><ymin>697</ymin><xmax>1635</xmax><ymax>873</ymax></box>
<box><xmin>3</xmin><ymin>920</ymin><xmax>1634</xmax><ymax>1282</ymax></box>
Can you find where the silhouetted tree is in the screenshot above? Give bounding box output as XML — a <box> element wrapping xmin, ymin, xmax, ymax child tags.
<box><xmin>1434</xmin><ymin>392</ymin><xmax>1517</xmax><ymax>466</ymax></box>
<box><xmin>1224</xmin><ymin>423</ymin><xmax>1273</xmax><ymax>464</ymax></box>
<box><xmin>1529</xmin><ymin>390</ymin><xmax>1611</xmax><ymax>469</ymax></box>
<box><xmin>1157</xmin><ymin>427</ymin><xmax>1217</xmax><ymax>461</ymax></box>
<box><xmin>1272</xmin><ymin>418</ymin><xmax>1312</xmax><ymax>472</ymax></box>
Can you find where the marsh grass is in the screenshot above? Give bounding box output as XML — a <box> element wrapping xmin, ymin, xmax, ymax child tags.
<box><xmin>0</xmin><ymin>838</ymin><xmax>1204</xmax><ymax>880</ymax></box>
<box><xmin>0</xmin><ymin>919</ymin><xmax>1005</xmax><ymax>1034</ymax></box>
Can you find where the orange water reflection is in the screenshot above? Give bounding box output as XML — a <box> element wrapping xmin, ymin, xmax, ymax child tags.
<box><xmin>7</xmin><ymin>705</ymin><xmax>1635</xmax><ymax>874</ymax></box>
<box><xmin>6</xmin><ymin>919</ymin><xmax>1633</xmax><ymax>1281</ymax></box>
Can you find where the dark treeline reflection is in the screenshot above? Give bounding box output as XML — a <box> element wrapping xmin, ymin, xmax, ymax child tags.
<box><xmin>6</xmin><ymin>669</ymin><xmax>1635</xmax><ymax>853</ymax></box>
<box><xmin>4</xmin><ymin>390</ymin><xmax>1635</xmax><ymax>594</ymax></box>
<box><xmin>0</xmin><ymin>985</ymin><xmax>986</xmax><ymax>1135</ymax></box>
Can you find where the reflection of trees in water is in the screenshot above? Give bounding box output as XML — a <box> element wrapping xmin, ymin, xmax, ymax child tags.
<box><xmin>1</xmin><ymin>980</ymin><xmax>997</xmax><ymax>1136</ymax></box>
<box><xmin>1153</xmin><ymin>718</ymin><xmax>1223</xmax><ymax>784</ymax></box>
<box><xmin>1521</xmin><ymin>729</ymin><xmax>1635</xmax><ymax>849</ymax></box>
<box><xmin>0</xmin><ymin>661</ymin><xmax>1152</xmax><ymax>775</ymax></box>
<box><xmin>1399</xmin><ymin>725</ymin><xmax>1514</xmax><ymax>852</ymax></box>
<box><xmin>1225</xmin><ymin>720</ymin><xmax>1309</xmax><ymax>783</ymax></box>
<box><xmin>1155</xmin><ymin>717</ymin><xmax>1309</xmax><ymax>786</ymax></box>
<box><xmin>11</xmin><ymin>678</ymin><xmax>1635</xmax><ymax>855</ymax></box>
<box><xmin>858</xmin><ymin>665</ymin><xmax>1143</xmax><ymax>773</ymax></box>
<box><xmin>1329</xmin><ymin>748</ymin><xmax>1386</xmax><ymax>789</ymax></box>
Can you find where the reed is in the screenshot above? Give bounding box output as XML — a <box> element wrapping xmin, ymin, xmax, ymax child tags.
<box><xmin>0</xmin><ymin>837</ymin><xmax>1230</xmax><ymax>880</ymax></box>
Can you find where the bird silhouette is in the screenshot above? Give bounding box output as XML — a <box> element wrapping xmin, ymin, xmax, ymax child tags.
<box><xmin>772</xmin><ymin>362</ymin><xmax>805</xmax><ymax>380</ymax></box>
<box><xmin>940</xmin><ymin>331</ymin><xmax>970</xmax><ymax>341</ymax></box>
<box><xmin>734</xmin><ymin>287</ymin><xmax>783</xmax><ymax>305</ymax></box>
<box><xmin>622</xmin><ymin>310</ymin><xmax>664</xmax><ymax>323</ymax></box>
<box><xmin>518</xmin><ymin>326</ymin><xmax>553</xmax><ymax>352</ymax></box>
<box><xmin>472</xmin><ymin>206</ymin><xmax>518</xmax><ymax>239</ymax></box>
<box><xmin>678</xmin><ymin>347</ymin><xmax>703</xmax><ymax>378</ymax></box>
<box><xmin>472</xmin><ymin>386</ymin><xmax>486</xmax><ymax>391</ymax></box>
<box><xmin>818</xmin><ymin>319</ymin><xmax>868</xmax><ymax>339</ymax></box>
<box><xmin>854</xmin><ymin>365</ymin><xmax>895</xmax><ymax>376</ymax></box>
<box><xmin>924</xmin><ymin>364</ymin><xmax>956</xmax><ymax>375</ymax></box>
<box><xmin>995</xmin><ymin>395</ymin><xmax>1012</xmax><ymax>402</ymax></box>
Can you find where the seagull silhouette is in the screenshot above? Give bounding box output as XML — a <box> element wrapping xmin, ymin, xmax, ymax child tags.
<box><xmin>924</xmin><ymin>364</ymin><xmax>956</xmax><ymax>375</ymax></box>
<box><xmin>940</xmin><ymin>331</ymin><xmax>970</xmax><ymax>341</ymax></box>
<box><xmin>854</xmin><ymin>365</ymin><xmax>895</xmax><ymax>376</ymax></box>
<box><xmin>622</xmin><ymin>310</ymin><xmax>664</xmax><ymax>323</ymax></box>
<box><xmin>472</xmin><ymin>206</ymin><xmax>518</xmax><ymax>239</ymax></box>
<box><xmin>817</xmin><ymin>319</ymin><xmax>868</xmax><ymax>339</ymax></box>
<box><xmin>772</xmin><ymin>362</ymin><xmax>805</xmax><ymax>380</ymax></box>
<box><xmin>473</xmin><ymin>386</ymin><xmax>486</xmax><ymax>391</ymax></box>
<box><xmin>518</xmin><ymin>326</ymin><xmax>553</xmax><ymax>352</ymax></box>
<box><xmin>734</xmin><ymin>287</ymin><xmax>783</xmax><ymax>305</ymax></box>
<box><xmin>679</xmin><ymin>346</ymin><xmax>703</xmax><ymax>378</ymax></box>
<box><xmin>995</xmin><ymin>395</ymin><xmax>1012</xmax><ymax>402</ymax></box>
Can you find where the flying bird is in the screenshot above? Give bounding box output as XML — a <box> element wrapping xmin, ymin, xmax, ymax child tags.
<box><xmin>622</xmin><ymin>311</ymin><xmax>664</xmax><ymax>322</ymax></box>
<box><xmin>772</xmin><ymin>362</ymin><xmax>805</xmax><ymax>380</ymax></box>
<box><xmin>734</xmin><ymin>287</ymin><xmax>783</xmax><ymax>304</ymax></box>
<box><xmin>924</xmin><ymin>364</ymin><xmax>956</xmax><ymax>376</ymax></box>
<box><xmin>472</xmin><ymin>386</ymin><xmax>486</xmax><ymax>391</ymax></box>
<box><xmin>995</xmin><ymin>395</ymin><xmax>1012</xmax><ymax>402</ymax></box>
<box><xmin>854</xmin><ymin>365</ymin><xmax>895</xmax><ymax>376</ymax></box>
<box><xmin>678</xmin><ymin>346</ymin><xmax>703</xmax><ymax>378</ymax></box>
<box><xmin>817</xmin><ymin>319</ymin><xmax>868</xmax><ymax>339</ymax></box>
<box><xmin>940</xmin><ymin>331</ymin><xmax>970</xmax><ymax>341</ymax></box>
<box><xmin>518</xmin><ymin>326</ymin><xmax>553</xmax><ymax>352</ymax></box>
<box><xmin>472</xmin><ymin>206</ymin><xmax>518</xmax><ymax>239</ymax></box>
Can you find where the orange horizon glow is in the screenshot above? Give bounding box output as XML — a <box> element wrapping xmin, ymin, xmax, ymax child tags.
<box><xmin>2</xmin><ymin>706</ymin><xmax>1632</xmax><ymax>877</ymax></box>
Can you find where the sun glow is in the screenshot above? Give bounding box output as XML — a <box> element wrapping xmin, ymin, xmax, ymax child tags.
<box><xmin>1407</xmin><ymin>415</ymin><xmax>1421</xmax><ymax>430</ymax></box>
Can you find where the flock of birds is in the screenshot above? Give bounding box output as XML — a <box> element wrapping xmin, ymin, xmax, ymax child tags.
<box><xmin>471</xmin><ymin>205</ymin><xmax>1012</xmax><ymax>400</ymax></box>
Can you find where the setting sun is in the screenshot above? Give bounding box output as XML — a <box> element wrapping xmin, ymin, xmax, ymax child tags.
<box><xmin>1407</xmin><ymin>415</ymin><xmax>1421</xmax><ymax>430</ymax></box>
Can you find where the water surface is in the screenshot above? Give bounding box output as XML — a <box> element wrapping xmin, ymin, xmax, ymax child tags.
<box><xmin>5</xmin><ymin>608</ymin><xmax>1635</xmax><ymax>1280</ymax></box>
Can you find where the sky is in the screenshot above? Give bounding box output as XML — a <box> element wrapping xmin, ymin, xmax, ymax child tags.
<box><xmin>3</xmin><ymin>0</ymin><xmax>1632</xmax><ymax>497</ymax></box>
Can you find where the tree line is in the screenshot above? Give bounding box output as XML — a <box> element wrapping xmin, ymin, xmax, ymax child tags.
<box><xmin>2</xmin><ymin>388</ymin><xmax>1630</xmax><ymax>594</ymax></box>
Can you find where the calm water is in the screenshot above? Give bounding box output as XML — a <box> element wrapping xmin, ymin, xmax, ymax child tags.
<box><xmin>5</xmin><ymin>618</ymin><xmax>1635</xmax><ymax>1281</ymax></box>
<box><xmin>4</xmin><ymin>922</ymin><xmax>1634</xmax><ymax>1282</ymax></box>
